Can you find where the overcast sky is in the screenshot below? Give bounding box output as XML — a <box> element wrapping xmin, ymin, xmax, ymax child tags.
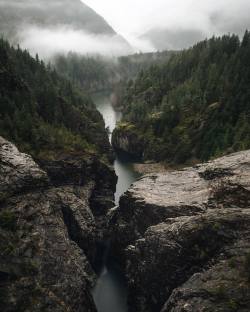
<box><xmin>82</xmin><ymin>0</ymin><xmax>250</xmax><ymax>40</ymax></box>
<box><xmin>2</xmin><ymin>0</ymin><xmax>250</xmax><ymax>57</ymax></box>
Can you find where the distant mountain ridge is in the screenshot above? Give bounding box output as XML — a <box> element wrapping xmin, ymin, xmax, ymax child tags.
<box><xmin>141</xmin><ymin>27</ymin><xmax>205</xmax><ymax>50</ymax></box>
<box><xmin>0</xmin><ymin>0</ymin><xmax>114</xmax><ymax>35</ymax></box>
<box><xmin>0</xmin><ymin>0</ymin><xmax>131</xmax><ymax>52</ymax></box>
<box><xmin>112</xmin><ymin>32</ymin><xmax>250</xmax><ymax>163</ymax></box>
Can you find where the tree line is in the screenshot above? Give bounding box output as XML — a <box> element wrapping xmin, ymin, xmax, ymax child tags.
<box><xmin>119</xmin><ymin>32</ymin><xmax>250</xmax><ymax>163</ymax></box>
<box><xmin>0</xmin><ymin>38</ymin><xmax>109</xmax><ymax>160</ymax></box>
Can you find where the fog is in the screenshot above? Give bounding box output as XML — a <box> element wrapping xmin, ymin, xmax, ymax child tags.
<box><xmin>0</xmin><ymin>0</ymin><xmax>250</xmax><ymax>57</ymax></box>
<box><xmin>83</xmin><ymin>0</ymin><xmax>250</xmax><ymax>50</ymax></box>
<box><xmin>0</xmin><ymin>0</ymin><xmax>134</xmax><ymax>58</ymax></box>
<box><xmin>19</xmin><ymin>26</ymin><xmax>133</xmax><ymax>59</ymax></box>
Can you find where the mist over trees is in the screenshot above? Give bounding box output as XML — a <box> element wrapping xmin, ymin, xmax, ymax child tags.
<box><xmin>0</xmin><ymin>0</ymin><xmax>131</xmax><ymax>57</ymax></box>
<box><xmin>133</xmin><ymin>0</ymin><xmax>250</xmax><ymax>51</ymax></box>
<box><xmin>141</xmin><ymin>28</ymin><xmax>205</xmax><ymax>51</ymax></box>
<box><xmin>53</xmin><ymin>50</ymin><xmax>176</xmax><ymax>93</ymax></box>
<box><xmin>0</xmin><ymin>0</ymin><xmax>115</xmax><ymax>37</ymax></box>
<box><xmin>0</xmin><ymin>1</ymin><xmax>249</xmax><ymax>165</ymax></box>
<box><xmin>0</xmin><ymin>38</ymin><xmax>109</xmax><ymax>159</ymax></box>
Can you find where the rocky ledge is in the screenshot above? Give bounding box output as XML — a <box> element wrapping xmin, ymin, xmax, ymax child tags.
<box><xmin>112</xmin><ymin>123</ymin><xmax>144</xmax><ymax>160</ymax></box>
<box><xmin>0</xmin><ymin>136</ymin><xmax>116</xmax><ymax>311</ymax></box>
<box><xmin>110</xmin><ymin>150</ymin><xmax>250</xmax><ymax>312</ymax></box>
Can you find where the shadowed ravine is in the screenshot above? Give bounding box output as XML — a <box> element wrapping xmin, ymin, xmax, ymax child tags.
<box><xmin>91</xmin><ymin>93</ymin><xmax>140</xmax><ymax>312</ymax></box>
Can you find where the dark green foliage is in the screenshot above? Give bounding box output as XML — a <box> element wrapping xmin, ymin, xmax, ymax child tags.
<box><xmin>0</xmin><ymin>210</ymin><xmax>17</xmax><ymax>232</ymax></box>
<box><xmin>120</xmin><ymin>32</ymin><xmax>250</xmax><ymax>163</ymax></box>
<box><xmin>244</xmin><ymin>253</ymin><xmax>250</xmax><ymax>281</ymax></box>
<box><xmin>0</xmin><ymin>38</ymin><xmax>108</xmax><ymax>159</ymax></box>
<box><xmin>54</xmin><ymin>52</ymin><xmax>114</xmax><ymax>92</ymax></box>
<box><xmin>53</xmin><ymin>50</ymin><xmax>176</xmax><ymax>95</ymax></box>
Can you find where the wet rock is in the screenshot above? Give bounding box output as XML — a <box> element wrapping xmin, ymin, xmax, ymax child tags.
<box><xmin>111</xmin><ymin>150</ymin><xmax>250</xmax><ymax>260</ymax></box>
<box><xmin>109</xmin><ymin>165</ymin><xmax>208</xmax><ymax>264</ymax></box>
<box><xmin>37</xmin><ymin>150</ymin><xmax>117</xmax><ymax>254</ymax></box>
<box><xmin>110</xmin><ymin>149</ymin><xmax>250</xmax><ymax>311</ymax></box>
<box><xmin>0</xmin><ymin>136</ymin><xmax>48</xmax><ymax>201</ymax></box>
<box><xmin>162</xmin><ymin>238</ymin><xmax>250</xmax><ymax>312</ymax></box>
<box><xmin>126</xmin><ymin>209</ymin><xmax>250</xmax><ymax>311</ymax></box>
<box><xmin>37</xmin><ymin>156</ymin><xmax>94</xmax><ymax>187</ymax></box>
<box><xmin>112</xmin><ymin>124</ymin><xmax>144</xmax><ymax>160</ymax></box>
<box><xmin>89</xmin><ymin>158</ymin><xmax>117</xmax><ymax>218</ymax></box>
<box><xmin>0</xmin><ymin>136</ymin><xmax>116</xmax><ymax>311</ymax></box>
<box><xmin>38</xmin><ymin>154</ymin><xmax>117</xmax><ymax>218</ymax></box>
<box><xmin>0</xmin><ymin>191</ymin><xmax>97</xmax><ymax>312</ymax></box>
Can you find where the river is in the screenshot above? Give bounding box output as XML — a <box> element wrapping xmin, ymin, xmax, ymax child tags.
<box><xmin>91</xmin><ymin>93</ymin><xmax>140</xmax><ymax>312</ymax></box>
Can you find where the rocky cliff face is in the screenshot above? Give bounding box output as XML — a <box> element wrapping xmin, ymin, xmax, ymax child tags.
<box><xmin>0</xmin><ymin>136</ymin><xmax>116</xmax><ymax>311</ymax></box>
<box><xmin>110</xmin><ymin>150</ymin><xmax>250</xmax><ymax>311</ymax></box>
<box><xmin>112</xmin><ymin>124</ymin><xmax>144</xmax><ymax>160</ymax></box>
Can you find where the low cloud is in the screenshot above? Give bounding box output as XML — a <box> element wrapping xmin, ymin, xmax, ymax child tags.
<box><xmin>83</xmin><ymin>0</ymin><xmax>250</xmax><ymax>51</ymax></box>
<box><xmin>2</xmin><ymin>0</ymin><xmax>250</xmax><ymax>55</ymax></box>
<box><xmin>141</xmin><ymin>28</ymin><xmax>205</xmax><ymax>51</ymax></box>
<box><xmin>18</xmin><ymin>25</ymin><xmax>133</xmax><ymax>59</ymax></box>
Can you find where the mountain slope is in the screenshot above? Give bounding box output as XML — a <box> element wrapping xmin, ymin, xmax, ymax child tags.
<box><xmin>0</xmin><ymin>0</ymin><xmax>131</xmax><ymax>54</ymax></box>
<box><xmin>52</xmin><ymin>50</ymin><xmax>176</xmax><ymax>94</ymax></box>
<box><xmin>141</xmin><ymin>28</ymin><xmax>205</xmax><ymax>50</ymax></box>
<box><xmin>0</xmin><ymin>39</ymin><xmax>117</xmax><ymax>312</ymax></box>
<box><xmin>0</xmin><ymin>0</ymin><xmax>115</xmax><ymax>37</ymax></box>
<box><xmin>112</xmin><ymin>32</ymin><xmax>250</xmax><ymax>164</ymax></box>
<box><xmin>0</xmin><ymin>38</ymin><xmax>111</xmax><ymax>160</ymax></box>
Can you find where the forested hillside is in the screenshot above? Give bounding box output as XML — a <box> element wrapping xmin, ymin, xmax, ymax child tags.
<box><xmin>0</xmin><ymin>39</ymin><xmax>110</xmax><ymax>159</ymax></box>
<box><xmin>53</xmin><ymin>50</ymin><xmax>176</xmax><ymax>94</ymax></box>
<box><xmin>113</xmin><ymin>32</ymin><xmax>250</xmax><ymax>163</ymax></box>
<box><xmin>53</xmin><ymin>53</ymin><xmax>118</xmax><ymax>92</ymax></box>
<box><xmin>0</xmin><ymin>0</ymin><xmax>116</xmax><ymax>39</ymax></box>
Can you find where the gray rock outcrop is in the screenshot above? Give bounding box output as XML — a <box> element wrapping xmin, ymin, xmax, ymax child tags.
<box><xmin>162</xmin><ymin>235</ymin><xmax>250</xmax><ymax>312</ymax></box>
<box><xmin>0</xmin><ymin>136</ymin><xmax>116</xmax><ymax>311</ymax></box>
<box><xmin>110</xmin><ymin>150</ymin><xmax>250</xmax><ymax>312</ymax></box>
<box><xmin>112</xmin><ymin>125</ymin><xmax>144</xmax><ymax>160</ymax></box>
<box><xmin>0</xmin><ymin>136</ymin><xmax>48</xmax><ymax>201</ymax></box>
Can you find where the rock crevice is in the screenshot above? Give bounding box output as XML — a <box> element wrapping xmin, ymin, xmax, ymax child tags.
<box><xmin>110</xmin><ymin>150</ymin><xmax>250</xmax><ymax>312</ymax></box>
<box><xmin>0</xmin><ymin>136</ymin><xmax>116</xmax><ymax>312</ymax></box>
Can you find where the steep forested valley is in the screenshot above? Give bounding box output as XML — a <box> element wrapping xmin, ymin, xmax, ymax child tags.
<box><xmin>0</xmin><ymin>1</ymin><xmax>250</xmax><ymax>312</ymax></box>
<box><xmin>0</xmin><ymin>39</ymin><xmax>111</xmax><ymax>160</ymax></box>
<box><xmin>113</xmin><ymin>32</ymin><xmax>250</xmax><ymax>164</ymax></box>
<box><xmin>53</xmin><ymin>50</ymin><xmax>175</xmax><ymax>94</ymax></box>
<box><xmin>0</xmin><ymin>37</ymin><xmax>116</xmax><ymax>311</ymax></box>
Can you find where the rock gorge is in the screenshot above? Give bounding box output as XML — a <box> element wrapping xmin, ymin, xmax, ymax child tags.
<box><xmin>0</xmin><ymin>27</ymin><xmax>250</xmax><ymax>312</ymax></box>
<box><xmin>2</xmin><ymin>131</ymin><xmax>250</xmax><ymax>311</ymax></box>
<box><xmin>0</xmin><ymin>136</ymin><xmax>116</xmax><ymax>311</ymax></box>
<box><xmin>110</xmin><ymin>150</ymin><xmax>250</xmax><ymax>311</ymax></box>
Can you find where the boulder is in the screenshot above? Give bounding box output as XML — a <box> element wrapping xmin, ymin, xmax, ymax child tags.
<box><xmin>0</xmin><ymin>136</ymin><xmax>116</xmax><ymax>311</ymax></box>
<box><xmin>110</xmin><ymin>150</ymin><xmax>250</xmax><ymax>311</ymax></box>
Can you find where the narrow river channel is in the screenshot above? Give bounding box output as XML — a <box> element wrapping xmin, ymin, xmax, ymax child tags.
<box><xmin>91</xmin><ymin>93</ymin><xmax>140</xmax><ymax>312</ymax></box>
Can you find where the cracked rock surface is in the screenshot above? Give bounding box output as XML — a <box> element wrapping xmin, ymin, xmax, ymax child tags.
<box><xmin>0</xmin><ymin>136</ymin><xmax>116</xmax><ymax>312</ymax></box>
<box><xmin>110</xmin><ymin>150</ymin><xmax>250</xmax><ymax>312</ymax></box>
